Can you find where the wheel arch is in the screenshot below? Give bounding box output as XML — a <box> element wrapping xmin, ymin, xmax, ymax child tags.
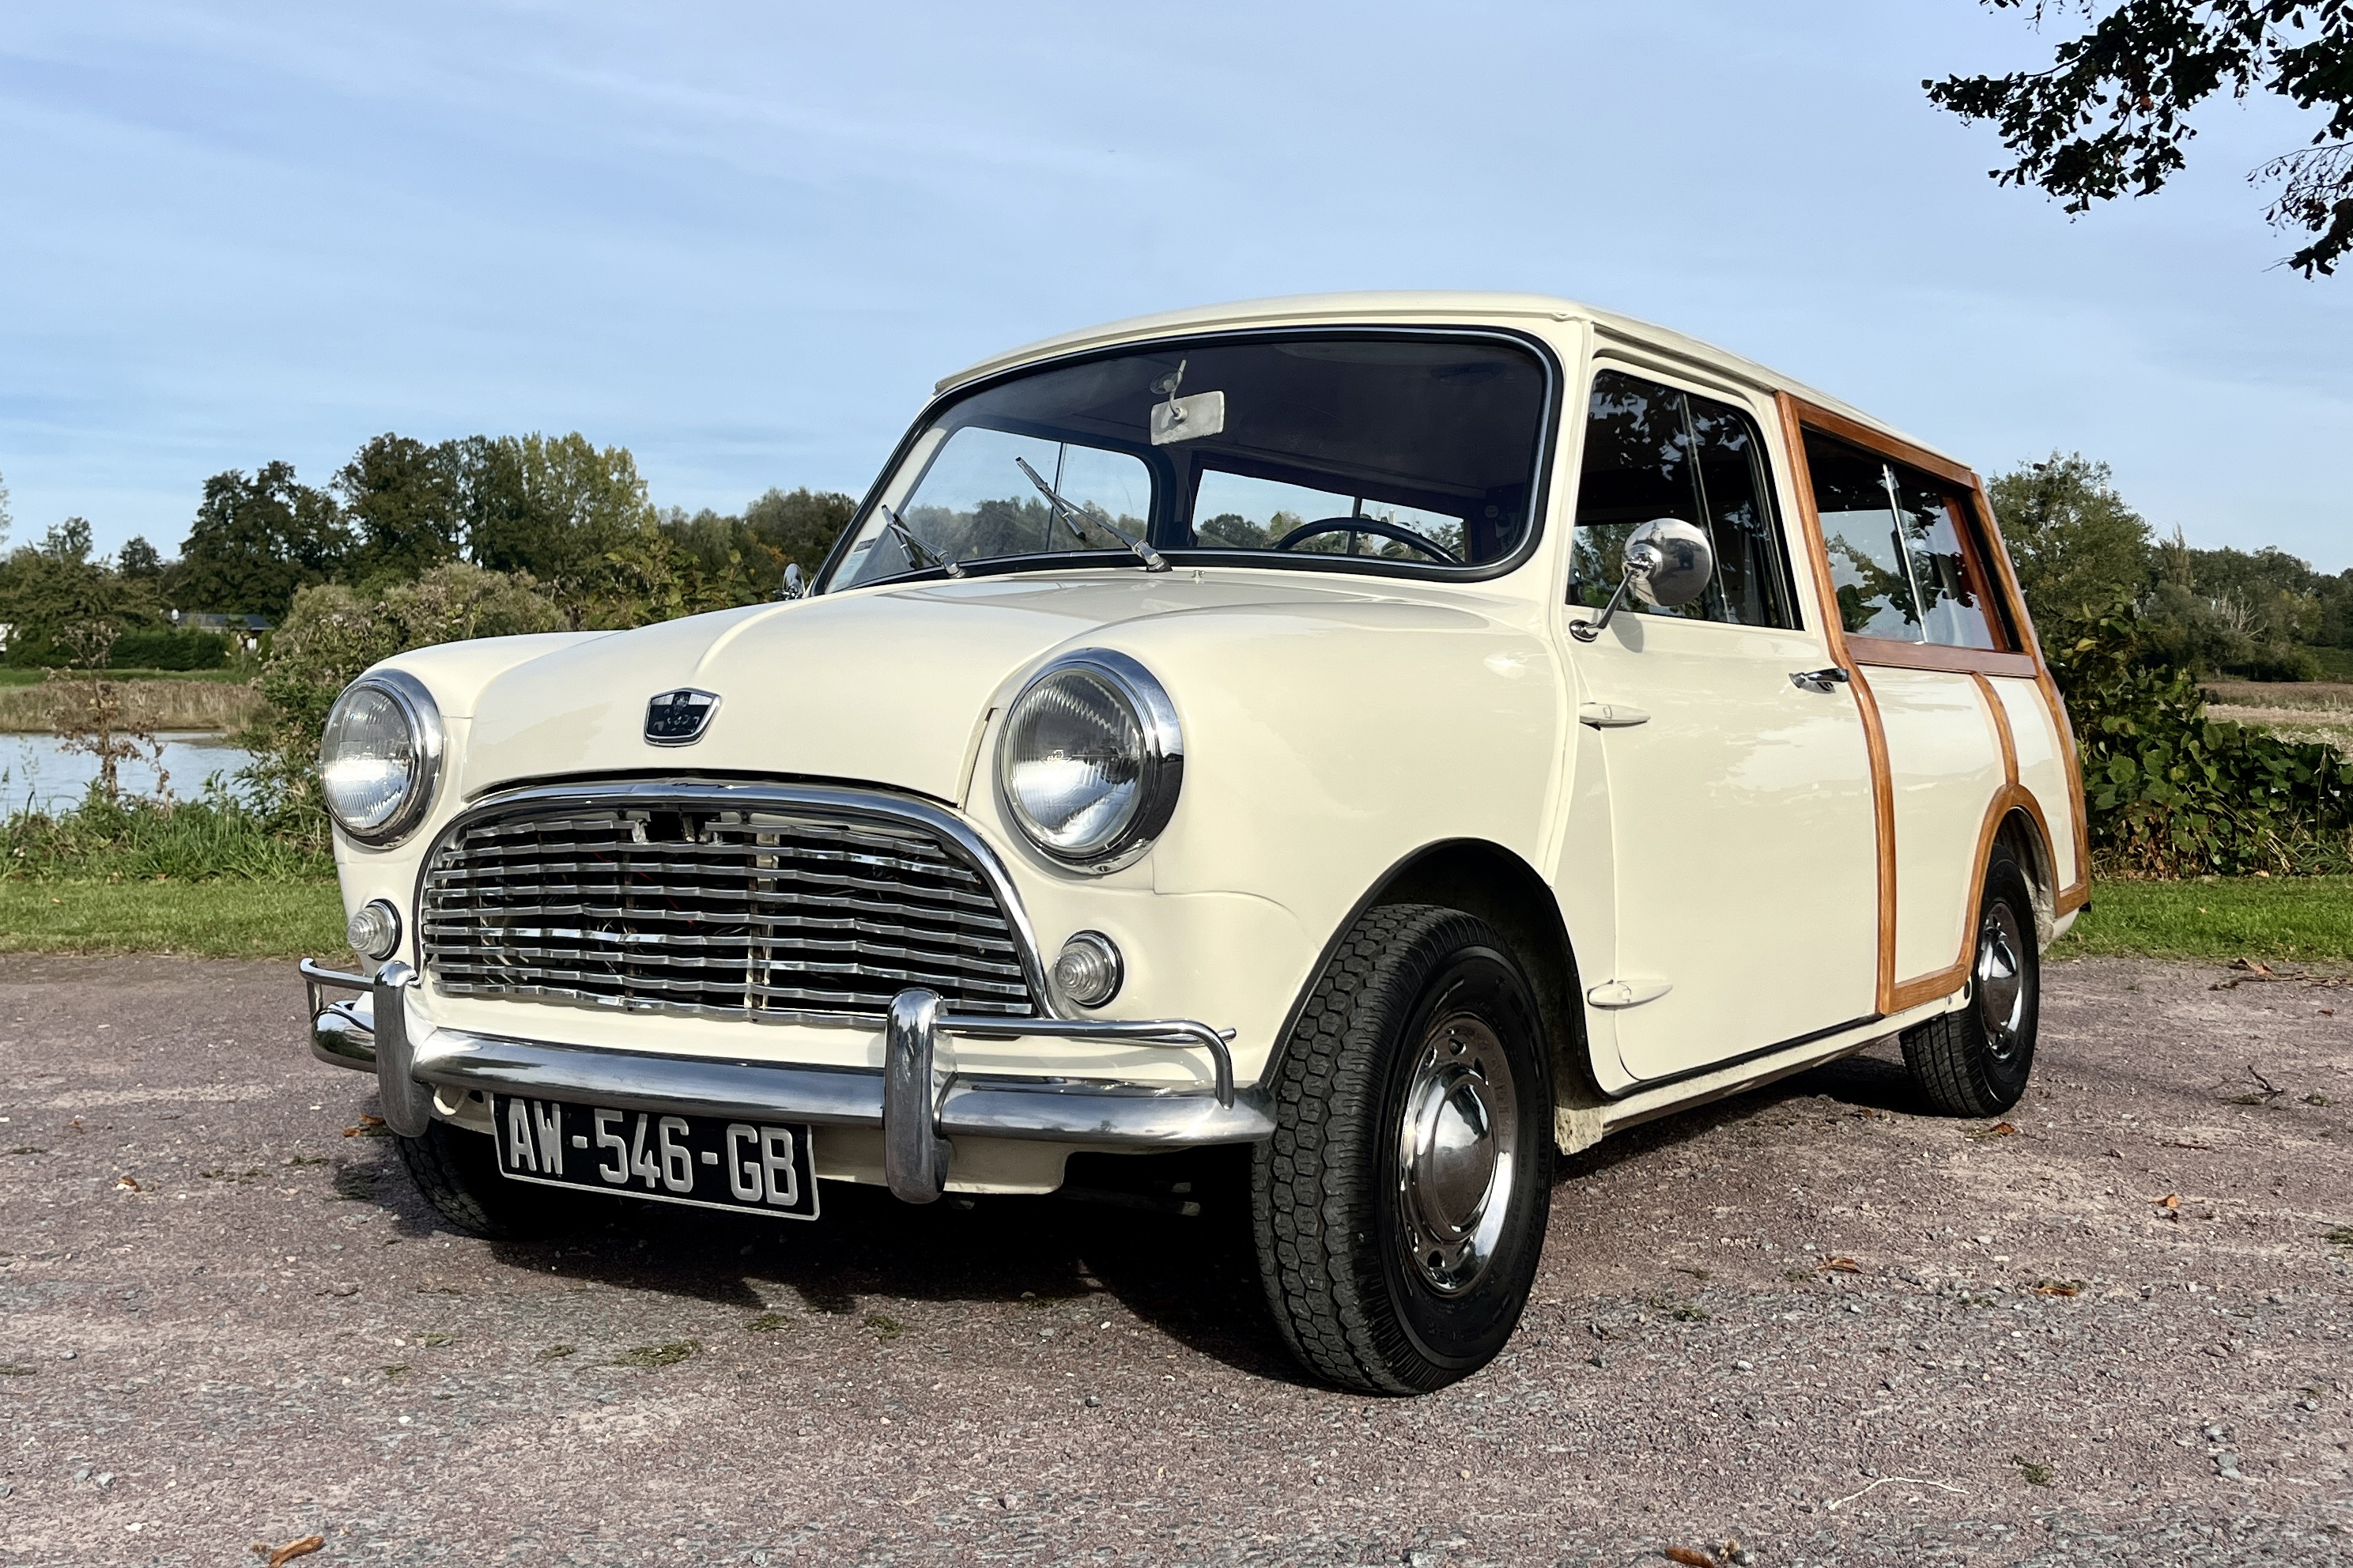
<box><xmin>1994</xmin><ymin>801</ymin><xmax>2058</xmax><ymax>948</ymax></box>
<box><xmin>1261</xmin><ymin>837</ymin><xmax>1604</xmax><ymax>1113</ymax></box>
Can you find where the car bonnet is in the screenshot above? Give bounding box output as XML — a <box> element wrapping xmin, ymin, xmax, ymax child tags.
<box><xmin>452</xmin><ymin>572</ymin><xmax>1394</xmax><ymax>805</ymax></box>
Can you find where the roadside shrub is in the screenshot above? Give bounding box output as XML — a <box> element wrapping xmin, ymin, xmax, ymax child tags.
<box><xmin>241</xmin><ymin>561</ymin><xmax>565</xmax><ymax>829</ymax></box>
<box><xmin>2051</xmin><ymin>599</ymin><xmax>2353</xmax><ymax>875</ymax></box>
<box><xmin>108</xmin><ymin>629</ymin><xmax>231</xmax><ymax>671</ymax></box>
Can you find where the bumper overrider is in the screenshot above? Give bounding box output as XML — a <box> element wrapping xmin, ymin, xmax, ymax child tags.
<box><xmin>300</xmin><ymin>960</ymin><xmax>1272</xmax><ymax>1203</ymax></box>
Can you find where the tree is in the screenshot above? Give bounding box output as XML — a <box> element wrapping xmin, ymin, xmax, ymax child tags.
<box><xmin>463</xmin><ymin>433</ymin><xmax>657</xmax><ymax>591</ymax></box>
<box><xmin>743</xmin><ymin>486</ymin><xmax>857</xmax><ymax>576</ymax></box>
<box><xmin>176</xmin><ymin>463</ymin><xmax>350</xmax><ymax>619</ymax></box>
<box><xmin>1986</xmin><ymin>452</ymin><xmax>2156</xmax><ymax>618</ymax></box>
<box><xmin>335</xmin><ymin>433</ymin><xmax>463</xmax><ymax>584</ymax></box>
<box><xmin>0</xmin><ymin>519</ymin><xmax>161</xmax><ymax>663</ymax></box>
<box><xmin>117</xmin><ymin>535</ymin><xmax>163</xmax><ymax>580</ymax></box>
<box><xmin>1926</xmin><ymin>1</ymin><xmax>2353</xmax><ymax>275</ymax></box>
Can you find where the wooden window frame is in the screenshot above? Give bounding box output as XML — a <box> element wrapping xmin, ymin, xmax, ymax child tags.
<box><xmin>1789</xmin><ymin>403</ymin><xmax>2038</xmax><ymax>677</ymax></box>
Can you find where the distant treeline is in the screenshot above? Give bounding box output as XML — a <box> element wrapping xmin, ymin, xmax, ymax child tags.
<box><xmin>0</xmin><ymin>432</ymin><xmax>857</xmax><ymax>667</ymax></box>
<box><xmin>1996</xmin><ymin>455</ymin><xmax>2353</xmax><ymax>682</ymax></box>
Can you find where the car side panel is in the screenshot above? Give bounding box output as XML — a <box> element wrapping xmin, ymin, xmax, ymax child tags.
<box><xmin>1992</xmin><ymin>675</ymin><xmax>2079</xmax><ymax>894</ymax></box>
<box><xmin>1866</xmin><ymin>666</ymin><xmax>2008</xmax><ymax>985</ymax></box>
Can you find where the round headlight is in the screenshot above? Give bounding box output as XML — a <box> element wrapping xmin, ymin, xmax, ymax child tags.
<box><xmin>997</xmin><ymin>650</ymin><xmax>1182</xmax><ymax>871</ymax></box>
<box><xmin>319</xmin><ymin>671</ymin><xmax>442</xmax><ymax>847</ymax></box>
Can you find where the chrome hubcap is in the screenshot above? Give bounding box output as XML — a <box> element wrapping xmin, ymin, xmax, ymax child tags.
<box><xmin>1975</xmin><ymin>901</ymin><xmax>2027</xmax><ymax>1060</ymax></box>
<box><xmin>1396</xmin><ymin>1014</ymin><xmax>1519</xmax><ymax>1295</ymax></box>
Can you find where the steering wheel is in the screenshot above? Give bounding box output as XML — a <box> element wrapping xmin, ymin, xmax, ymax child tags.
<box><xmin>1271</xmin><ymin>516</ymin><xmax>1460</xmax><ymax>564</ymax></box>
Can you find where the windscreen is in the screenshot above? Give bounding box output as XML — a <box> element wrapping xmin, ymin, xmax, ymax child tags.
<box><xmin>823</xmin><ymin>334</ymin><xmax>1550</xmax><ymax>588</ymax></box>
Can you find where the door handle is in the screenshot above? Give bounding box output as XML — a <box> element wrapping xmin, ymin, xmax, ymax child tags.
<box><xmin>1577</xmin><ymin>701</ymin><xmax>1650</xmax><ymax>729</ymax></box>
<box><xmin>1790</xmin><ymin>667</ymin><xmax>1850</xmax><ymax>694</ymax></box>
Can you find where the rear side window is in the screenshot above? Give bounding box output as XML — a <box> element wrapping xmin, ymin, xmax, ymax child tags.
<box><xmin>1569</xmin><ymin>371</ymin><xmax>1796</xmax><ymax>629</ymax></box>
<box><xmin>1803</xmin><ymin>430</ymin><xmax>2005</xmax><ymax>649</ymax></box>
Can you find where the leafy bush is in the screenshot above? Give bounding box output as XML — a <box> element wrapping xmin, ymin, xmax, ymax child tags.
<box><xmin>242</xmin><ymin>561</ymin><xmax>566</xmax><ymax>831</ymax></box>
<box><xmin>2050</xmin><ymin>599</ymin><xmax>2353</xmax><ymax>875</ymax></box>
<box><xmin>108</xmin><ymin>629</ymin><xmax>231</xmax><ymax>670</ymax></box>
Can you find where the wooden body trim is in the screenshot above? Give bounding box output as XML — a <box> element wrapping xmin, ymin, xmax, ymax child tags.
<box><xmin>1849</xmin><ymin>638</ymin><xmax>2038</xmax><ymax>678</ymax></box>
<box><xmin>1970</xmin><ymin>671</ymin><xmax>2019</xmax><ymax>786</ymax></box>
<box><xmin>1774</xmin><ymin>391</ymin><xmax>2091</xmax><ymax>1014</ymax></box>
<box><xmin>1783</xmin><ymin>399</ymin><xmax>1981</xmax><ymax>490</ymax></box>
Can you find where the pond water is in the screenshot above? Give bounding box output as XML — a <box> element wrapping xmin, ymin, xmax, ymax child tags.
<box><xmin>1</xmin><ymin>731</ymin><xmax>255</xmax><ymax>813</ymax></box>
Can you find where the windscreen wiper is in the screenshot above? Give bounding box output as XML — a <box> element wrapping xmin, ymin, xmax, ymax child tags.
<box><xmin>878</xmin><ymin>504</ymin><xmax>961</xmax><ymax>577</ymax></box>
<box><xmin>1014</xmin><ymin>457</ymin><xmax>1168</xmax><ymax>572</ymax></box>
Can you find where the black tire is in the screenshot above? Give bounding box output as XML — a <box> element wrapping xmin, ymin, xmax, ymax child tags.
<box><xmin>1901</xmin><ymin>844</ymin><xmax>2040</xmax><ymax>1117</ymax></box>
<box><xmin>395</xmin><ymin>1118</ymin><xmax>597</xmax><ymax>1241</ymax></box>
<box><xmin>1251</xmin><ymin>904</ymin><xmax>1554</xmax><ymax>1394</ymax></box>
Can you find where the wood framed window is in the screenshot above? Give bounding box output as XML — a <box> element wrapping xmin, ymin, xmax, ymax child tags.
<box><xmin>1784</xmin><ymin>402</ymin><xmax>2034</xmax><ymax>676</ymax></box>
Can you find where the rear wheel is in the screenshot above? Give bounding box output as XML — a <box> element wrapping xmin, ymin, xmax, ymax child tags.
<box><xmin>1252</xmin><ymin>905</ymin><xmax>1554</xmax><ymax>1394</ymax></box>
<box><xmin>1901</xmin><ymin>844</ymin><xmax>2039</xmax><ymax>1117</ymax></box>
<box><xmin>395</xmin><ymin>1118</ymin><xmax>598</xmax><ymax>1240</ymax></box>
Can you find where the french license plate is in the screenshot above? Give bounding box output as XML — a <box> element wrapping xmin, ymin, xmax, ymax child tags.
<box><xmin>491</xmin><ymin>1096</ymin><xmax>819</xmax><ymax>1221</ymax></box>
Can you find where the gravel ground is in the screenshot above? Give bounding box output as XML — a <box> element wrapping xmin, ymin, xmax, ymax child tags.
<box><xmin>2</xmin><ymin>953</ymin><xmax>2350</xmax><ymax>1567</ymax></box>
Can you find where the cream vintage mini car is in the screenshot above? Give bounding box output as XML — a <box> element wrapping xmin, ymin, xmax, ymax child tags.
<box><xmin>301</xmin><ymin>293</ymin><xmax>2088</xmax><ymax>1394</ymax></box>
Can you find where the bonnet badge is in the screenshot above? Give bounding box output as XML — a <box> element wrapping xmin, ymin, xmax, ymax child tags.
<box><xmin>644</xmin><ymin>688</ymin><xmax>719</xmax><ymax>746</ymax></box>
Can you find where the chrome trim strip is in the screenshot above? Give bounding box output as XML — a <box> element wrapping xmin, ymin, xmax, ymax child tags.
<box><xmin>312</xmin><ymin>1001</ymin><xmax>377</xmax><ymax>1071</ymax></box>
<box><xmin>885</xmin><ymin>990</ymin><xmax>950</xmax><ymax>1202</ymax></box>
<box><xmin>417</xmin><ymin>779</ymin><xmax>1063</xmax><ymax>1022</ymax></box>
<box><xmin>401</xmin><ymin>1025</ymin><xmax>1274</xmax><ymax>1148</ymax></box>
<box><xmin>937</xmin><ymin>1012</ymin><xmax>1234</xmax><ymax>1108</ymax></box>
<box><xmin>373</xmin><ymin>961</ymin><xmax>432</xmax><ymax>1138</ymax></box>
<box><xmin>302</xmin><ymin>959</ymin><xmax>380</xmax><ymax>1071</ymax></box>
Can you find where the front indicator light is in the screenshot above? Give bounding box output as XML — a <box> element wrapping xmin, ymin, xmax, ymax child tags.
<box><xmin>1052</xmin><ymin>931</ymin><xmax>1124</xmax><ymax>1008</ymax></box>
<box><xmin>346</xmin><ymin>898</ymin><xmax>402</xmax><ymax>962</ymax></box>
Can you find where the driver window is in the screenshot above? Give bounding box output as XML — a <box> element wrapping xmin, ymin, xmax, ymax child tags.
<box><xmin>1188</xmin><ymin>470</ymin><xmax>1466</xmax><ymax>561</ymax></box>
<box><xmin>1569</xmin><ymin>371</ymin><xmax>1797</xmax><ymax>629</ymax></box>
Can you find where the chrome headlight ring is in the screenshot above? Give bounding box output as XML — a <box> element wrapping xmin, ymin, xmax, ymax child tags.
<box><xmin>995</xmin><ymin>648</ymin><xmax>1183</xmax><ymax>875</ymax></box>
<box><xmin>319</xmin><ymin>667</ymin><xmax>444</xmax><ymax>848</ymax></box>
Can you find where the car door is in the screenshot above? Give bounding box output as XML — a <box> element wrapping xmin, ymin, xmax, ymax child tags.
<box><xmin>1562</xmin><ymin>366</ymin><xmax>1881</xmax><ymax>1082</ymax></box>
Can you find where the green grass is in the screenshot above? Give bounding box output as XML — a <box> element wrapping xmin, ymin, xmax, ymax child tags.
<box><xmin>0</xmin><ymin>878</ymin><xmax>348</xmax><ymax>958</ymax></box>
<box><xmin>2056</xmin><ymin>875</ymin><xmax>2353</xmax><ymax>965</ymax></box>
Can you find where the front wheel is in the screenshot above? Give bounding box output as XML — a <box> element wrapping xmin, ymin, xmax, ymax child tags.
<box><xmin>395</xmin><ymin>1118</ymin><xmax>600</xmax><ymax>1240</ymax></box>
<box><xmin>1252</xmin><ymin>905</ymin><xmax>1554</xmax><ymax>1394</ymax></box>
<box><xmin>1900</xmin><ymin>843</ymin><xmax>2040</xmax><ymax>1117</ymax></box>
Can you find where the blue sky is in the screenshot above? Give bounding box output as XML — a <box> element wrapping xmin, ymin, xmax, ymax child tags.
<box><xmin>2</xmin><ymin>1</ymin><xmax>2348</xmax><ymax>569</ymax></box>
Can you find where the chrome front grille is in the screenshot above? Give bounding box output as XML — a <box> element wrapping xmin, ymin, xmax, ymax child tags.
<box><xmin>419</xmin><ymin>788</ymin><xmax>1040</xmax><ymax>1025</ymax></box>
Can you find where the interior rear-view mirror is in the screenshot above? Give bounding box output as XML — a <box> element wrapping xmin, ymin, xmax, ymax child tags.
<box><xmin>1149</xmin><ymin>360</ymin><xmax>1226</xmax><ymax>445</ymax></box>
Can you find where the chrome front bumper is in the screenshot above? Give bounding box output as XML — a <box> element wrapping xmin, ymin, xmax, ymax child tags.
<box><xmin>300</xmin><ymin>960</ymin><xmax>1271</xmax><ymax>1203</ymax></box>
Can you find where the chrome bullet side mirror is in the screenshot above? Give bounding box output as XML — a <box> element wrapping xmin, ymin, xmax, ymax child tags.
<box><xmin>1570</xmin><ymin>518</ymin><xmax>1715</xmax><ymax>643</ymax></box>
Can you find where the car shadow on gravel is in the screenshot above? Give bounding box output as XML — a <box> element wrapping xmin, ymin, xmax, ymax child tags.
<box><xmin>395</xmin><ymin>1143</ymin><xmax>1312</xmax><ymax>1384</ymax></box>
<box><xmin>358</xmin><ymin>1052</ymin><xmax>1927</xmax><ymax>1388</ymax></box>
<box><xmin>1553</xmin><ymin>1041</ymin><xmax>1924</xmax><ymax>1184</ymax></box>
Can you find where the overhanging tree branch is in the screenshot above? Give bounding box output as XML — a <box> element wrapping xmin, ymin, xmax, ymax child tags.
<box><xmin>1926</xmin><ymin>0</ymin><xmax>2353</xmax><ymax>275</ymax></box>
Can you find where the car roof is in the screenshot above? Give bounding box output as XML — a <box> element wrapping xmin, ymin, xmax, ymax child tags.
<box><xmin>935</xmin><ymin>290</ymin><xmax>1966</xmax><ymax>475</ymax></box>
